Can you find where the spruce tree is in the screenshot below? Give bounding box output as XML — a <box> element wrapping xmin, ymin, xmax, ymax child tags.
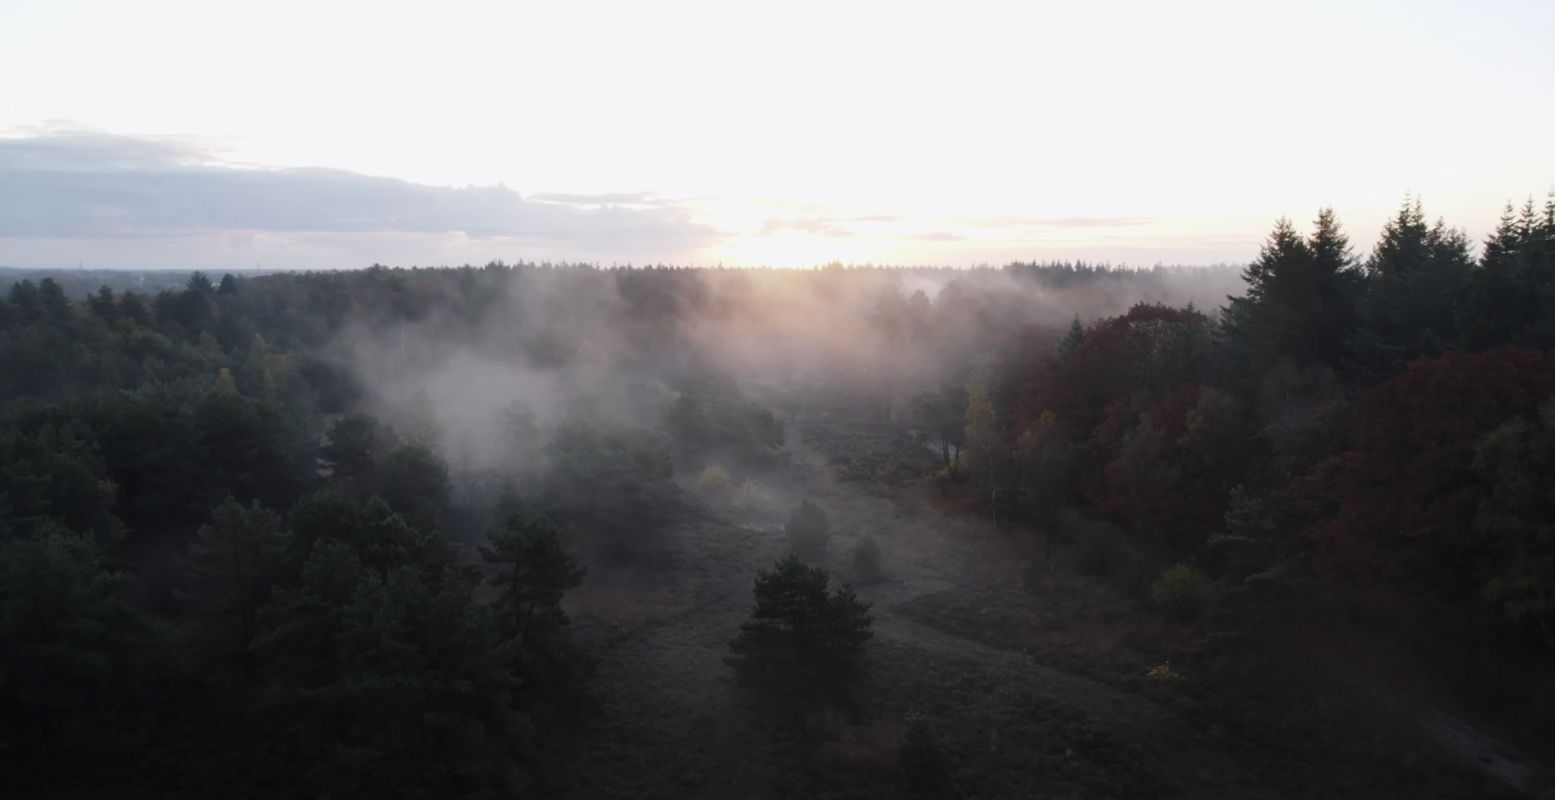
<box><xmin>1057</xmin><ymin>315</ymin><xmax>1085</xmax><ymax>362</ymax></box>
<box><xmin>1223</xmin><ymin>211</ymin><xmax>1362</xmax><ymax>388</ymax></box>
<box><xmin>1351</xmin><ymin>198</ymin><xmax>1473</xmax><ymax>379</ymax></box>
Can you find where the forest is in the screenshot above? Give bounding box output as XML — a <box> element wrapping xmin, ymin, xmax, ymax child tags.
<box><xmin>3</xmin><ymin>196</ymin><xmax>1555</xmax><ymax>799</ymax></box>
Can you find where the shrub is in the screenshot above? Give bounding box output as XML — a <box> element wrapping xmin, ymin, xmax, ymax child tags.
<box><xmin>1150</xmin><ymin>562</ymin><xmax>1212</xmax><ymax>621</ymax></box>
<box><xmin>695</xmin><ymin>464</ymin><xmax>732</xmax><ymax>494</ymax></box>
<box><xmin>785</xmin><ymin>499</ymin><xmax>831</xmax><ymax>560</ymax></box>
<box><xmin>736</xmin><ymin>478</ymin><xmax>768</xmax><ymax>507</ymax></box>
<box><xmin>852</xmin><ymin>535</ymin><xmax>882</xmax><ymax>581</ymax></box>
<box><xmin>898</xmin><ymin>712</ymin><xmax>952</xmax><ymax>797</ymax></box>
<box><xmin>1145</xmin><ymin>662</ymin><xmax>1185</xmax><ymax>685</ymax></box>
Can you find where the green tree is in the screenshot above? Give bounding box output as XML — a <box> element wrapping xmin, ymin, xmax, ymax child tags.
<box><xmin>188</xmin><ymin>497</ymin><xmax>285</xmax><ymax>678</ymax></box>
<box><xmin>0</xmin><ymin>524</ymin><xmax>174</xmax><ymax>777</ymax></box>
<box><xmin>480</xmin><ymin>517</ymin><xmax>586</xmax><ymax>645</ymax></box>
<box><xmin>0</xmin><ymin>423</ymin><xmax>117</xmax><ymax>539</ymax></box>
<box><xmin>480</xmin><ymin>516</ymin><xmax>589</xmax><ymax>714</ymax></box>
<box><xmin>726</xmin><ymin>555</ymin><xmax>873</xmax><ymax>697</ymax></box>
<box><xmin>1206</xmin><ymin>486</ymin><xmax>1303</xmax><ymax>664</ymax></box>
<box><xmin>540</xmin><ymin>420</ymin><xmax>676</xmax><ymax>535</ymax></box>
<box><xmin>912</xmin><ymin>383</ymin><xmax>967</xmax><ymax>475</ymax></box>
<box><xmin>1222</xmin><ymin>211</ymin><xmax>1362</xmax><ymax>391</ymax></box>
<box><xmin>286</xmin><ymin>491</ymin><xmax>452</xmax><ymax>583</ymax></box>
<box><xmin>320</xmin><ymin>414</ymin><xmax>387</xmax><ymax>486</ymax></box>
<box><xmin>255</xmin><ymin>539</ymin><xmax>525</xmax><ymax>798</ymax></box>
<box><xmin>1057</xmin><ymin>315</ymin><xmax>1085</xmax><ymax>363</ymax></box>
<box><xmin>963</xmin><ymin>384</ymin><xmax>1006</xmax><ymax>524</ymax></box>
<box><xmin>1352</xmin><ymin>199</ymin><xmax>1474</xmax><ymax>379</ymax></box>
<box><xmin>377</xmin><ymin>442</ymin><xmax>451</xmax><ymax>534</ymax></box>
<box><xmin>1474</xmin><ymin>402</ymin><xmax>1555</xmax><ymax>646</ymax></box>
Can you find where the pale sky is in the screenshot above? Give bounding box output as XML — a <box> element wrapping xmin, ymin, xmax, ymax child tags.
<box><xmin>2</xmin><ymin>0</ymin><xmax>1552</xmax><ymax>269</ymax></box>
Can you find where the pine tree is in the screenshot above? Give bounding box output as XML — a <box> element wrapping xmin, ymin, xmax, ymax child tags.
<box><xmin>726</xmin><ymin>556</ymin><xmax>873</xmax><ymax>697</ymax></box>
<box><xmin>480</xmin><ymin>517</ymin><xmax>586</xmax><ymax>645</ymax></box>
<box><xmin>319</xmin><ymin>413</ymin><xmax>386</xmax><ymax>488</ymax></box>
<box><xmin>188</xmin><ymin>497</ymin><xmax>285</xmax><ymax>678</ymax></box>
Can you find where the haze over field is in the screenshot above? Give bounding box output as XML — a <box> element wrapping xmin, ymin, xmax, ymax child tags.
<box><xmin>3</xmin><ymin>0</ymin><xmax>1553</xmax><ymax>269</ymax></box>
<box><xmin>7</xmin><ymin>2</ymin><xmax>1555</xmax><ymax>798</ymax></box>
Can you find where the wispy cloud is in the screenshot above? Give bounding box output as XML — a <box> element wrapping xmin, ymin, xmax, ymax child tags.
<box><xmin>527</xmin><ymin>191</ymin><xmax>665</xmax><ymax>207</ymax></box>
<box><xmin>0</xmin><ymin>132</ymin><xmax>717</xmax><ymax>252</ymax></box>
<box><xmin>754</xmin><ymin>214</ymin><xmax>903</xmax><ymax>238</ymax></box>
<box><xmin>962</xmin><ymin>215</ymin><xmax>1164</xmax><ymax>229</ymax></box>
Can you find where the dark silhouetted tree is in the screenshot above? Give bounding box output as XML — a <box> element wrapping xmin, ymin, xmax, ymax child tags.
<box><xmin>784</xmin><ymin>498</ymin><xmax>832</xmax><ymax>560</ymax></box>
<box><xmin>726</xmin><ymin>555</ymin><xmax>873</xmax><ymax>697</ymax></box>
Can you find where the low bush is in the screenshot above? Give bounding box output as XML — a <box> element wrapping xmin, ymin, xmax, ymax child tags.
<box><xmin>1150</xmin><ymin>562</ymin><xmax>1212</xmax><ymax>621</ymax></box>
<box><xmin>695</xmin><ymin>464</ymin><xmax>731</xmax><ymax>494</ymax></box>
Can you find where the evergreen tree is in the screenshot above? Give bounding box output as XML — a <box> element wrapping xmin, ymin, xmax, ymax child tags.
<box><xmin>1057</xmin><ymin>315</ymin><xmax>1085</xmax><ymax>362</ymax></box>
<box><xmin>1223</xmin><ymin>211</ymin><xmax>1361</xmax><ymax>388</ymax></box>
<box><xmin>784</xmin><ymin>498</ymin><xmax>832</xmax><ymax>560</ymax></box>
<box><xmin>378</xmin><ymin>442</ymin><xmax>451</xmax><ymax>534</ymax></box>
<box><xmin>480</xmin><ymin>516</ymin><xmax>589</xmax><ymax>714</ymax></box>
<box><xmin>726</xmin><ymin>555</ymin><xmax>873</xmax><ymax>697</ymax></box>
<box><xmin>480</xmin><ymin>517</ymin><xmax>586</xmax><ymax>645</ymax></box>
<box><xmin>1206</xmin><ymin>486</ymin><xmax>1303</xmax><ymax>666</ymax></box>
<box><xmin>1464</xmin><ymin>203</ymin><xmax>1532</xmax><ymax>348</ymax></box>
<box><xmin>188</xmin><ymin>497</ymin><xmax>285</xmax><ymax>678</ymax></box>
<box><xmin>255</xmin><ymin>539</ymin><xmax>525</xmax><ymax>798</ymax></box>
<box><xmin>0</xmin><ymin>524</ymin><xmax>174</xmax><ymax>778</ymax></box>
<box><xmin>320</xmin><ymin>412</ymin><xmax>388</xmax><ymax>487</ymax></box>
<box><xmin>1352</xmin><ymin>199</ymin><xmax>1474</xmax><ymax>379</ymax></box>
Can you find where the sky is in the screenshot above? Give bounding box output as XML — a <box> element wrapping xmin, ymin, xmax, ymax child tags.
<box><xmin>1</xmin><ymin>0</ymin><xmax>1552</xmax><ymax>269</ymax></box>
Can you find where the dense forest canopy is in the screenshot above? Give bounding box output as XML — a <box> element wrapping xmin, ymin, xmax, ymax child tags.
<box><xmin>3</xmin><ymin>196</ymin><xmax>1555</xmax><ymax>797</ymax></box>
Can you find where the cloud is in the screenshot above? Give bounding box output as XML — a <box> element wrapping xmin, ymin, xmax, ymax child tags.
<box><xmin>908</xmin><ymin>231</ymin><xmax>965</xmax><ymax>241</ymax></box>
<box><xmin>757</xmin><ymin>217</ymin><xmax>853</xmax><ymax>237</ymax></box>
<box><xmin>527</xmin><ymin>191</ymin><xmax>664</xmax><ymax>207</ymax></box>
<box><xmin>0</xmin><ymin>132</ymin><xmax>718</xmax><ymax>253</ymax></box>
<box><xmin>754</xmin><ymin>215</ymin><xmax>901</xmax><ymax>238</ymax></box>
<box><xmin>963</xmin><ymin>215</ymin><xmax>1163</xmax><ymax>229</ymax></box>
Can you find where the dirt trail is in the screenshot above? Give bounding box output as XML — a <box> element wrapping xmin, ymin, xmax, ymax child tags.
<box><xmin>1383</xmin><ymin>691</ymin><xmax>1537</xmax><ymax>793</ymax></box>
<box><xmin>549</xmin><ymin>415</ymin><xmax>1533</xmax><ymax>798</ymax></box>
<box><xmin>779</xmin><ymin>421</ymin><xmax>1227</xmax><ymax>761</ymax></box>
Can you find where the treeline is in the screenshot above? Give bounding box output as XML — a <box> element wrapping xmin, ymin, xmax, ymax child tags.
<box><xmin>943</xmin><ymin>197</ymin><xmax>1555</xmax><ymax>733</ymax></box>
